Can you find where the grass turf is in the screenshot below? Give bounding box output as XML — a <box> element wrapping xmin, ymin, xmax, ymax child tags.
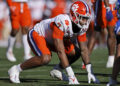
<box><xmin>0</xmin><ymin>47</ymin><xmax>120</xmax><ymax>86</ymax></box>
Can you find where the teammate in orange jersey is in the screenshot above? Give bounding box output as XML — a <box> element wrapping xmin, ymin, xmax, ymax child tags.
<box><xmin>6</xmin><ymin>0</ymin><xmax>32</xmax><ymax>62</ymax></box>
<box><xmin>87</xmin><ymin>0</ymin><xmax>117</xmax><ymax>68</ymax></box>
<box><xmin>98</xmin><ymin>0</ymin><xmax>117</xmax><ymax>68</ymax></box>
<box><xmin>8</xmin><ymin>0</ymin><xmax>99</xmax><ymax>84</ymax></box>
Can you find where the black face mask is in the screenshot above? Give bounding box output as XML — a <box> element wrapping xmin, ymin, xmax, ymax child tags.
<box><xmin>72</xmin><ymin>21</ymin><xmax>81</xmax><ymax>33</ymax></box>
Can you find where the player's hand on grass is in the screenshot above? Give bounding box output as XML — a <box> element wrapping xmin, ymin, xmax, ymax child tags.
<box><xmin>88</xmin><ymin>72</ymin><xmax>100</xmax><ymax>84</ymax></box>
<box><xmin>86</xmin><ymin>64</ymin><xmax>100</xmax><ymax>84</ymax></box>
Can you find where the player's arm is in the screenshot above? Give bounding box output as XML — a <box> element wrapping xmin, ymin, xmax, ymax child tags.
<box><xmin>51</xmin><ymin>22</ymin><xmax>78</xmax><ymax>82</ymax></box>
<box><xmin>52</xmin><ymin>22</ymin><xmax>69</xmax><ymax>68</ymax></box>
<box><xmin>77</xmin><ymin>33</ymin><xmax>100</xmax><ymax>84</ymax></box>
<box><xmin>79</xmin><ymin>42</ymin><xmax>90</xmax><ymax>64</ymax></box>
<box><xmin>77</xmin><ymin>33</ymin><xmax>90</xmax><ymax>64</ymax></box>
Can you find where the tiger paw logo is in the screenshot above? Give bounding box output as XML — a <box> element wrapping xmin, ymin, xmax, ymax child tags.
<box><xmin>72</xmin><ymin>4</ymin><xmax>79</xmax><ymax>12</ymax></box>
<box><xmin>65</xmin><ymin>20</ymin><xmax>69</xmax><ymax>26</ymax></box>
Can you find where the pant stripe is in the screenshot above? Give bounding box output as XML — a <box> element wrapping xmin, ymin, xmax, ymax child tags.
<box><xmin>28</xmin><ymin>29</ymin><xmax>42</xmax><ymax>56</ymax></box>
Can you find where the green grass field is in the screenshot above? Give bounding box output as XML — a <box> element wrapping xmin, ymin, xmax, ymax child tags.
<box><xmin>0</xmin><ymin>47</ymin><xmax>120</xmax><ymax>86</ymax></box>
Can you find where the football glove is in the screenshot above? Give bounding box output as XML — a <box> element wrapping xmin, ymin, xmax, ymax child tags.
<box><xmin>86</xmin><ymin>64</ymin><xmax>100</xmax><ymax>84</ymax></box>
<box><xmin>88</xmin><ymin>72</ymin><xmax>100</xmax><ymax>84</ymax></box>
<box><xmin>68</xmin><ymin>75</ymin><xmax>80</xmax><ymax>85</ymax></box>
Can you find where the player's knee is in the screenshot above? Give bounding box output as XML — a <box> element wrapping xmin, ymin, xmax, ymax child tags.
<box><xmin>108</xmin><ymin>33</ymin><xmax>115</xmax><ymax>39</ymax></box>
<box><xmin>10</xmin><ymin>29</ymin><xmax>19</xmax><ymax>37</ymax></box>
<box><xmin>44</xmin><ymin>55</ymin><xmax>51</xmax><ymax>64</ymax></box>
<box><xmin>41</xmin><ymin>55</ymin><xmax>51</xmax><ymax>65</ymax></box>
<box><xmin>22</xmin><ymin>27</ymin><xmax>29</xmax><ymax>34</ymax></box>
<box><xmin>34</xmin><ymin>55</ymin><xmax>51</xmax><ymax>66</ymax></box>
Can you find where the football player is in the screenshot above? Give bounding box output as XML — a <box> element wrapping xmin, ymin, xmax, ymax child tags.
<box><xmin>6</xmin><ymin>0</ymin><xmax>32</xmax><ymax>62</ymax></box>
<box><xmin>8</xmin><ymin>0</ymin><xmax>99</xmax><ymax>85</ymax></box>
<box><xmin>104</xmin><ymin>0</ymin><xmax>117</xmax><ymax>68</ymax></box>
<box><xmin>87</xmin><ymin>0</ymin><xmax>117</xmax><ymax>68</ymax></box>
<box><xmin>50</xmin><ymin>0</ymin><xmax>99</xmax><ymax>84</ymax></box>
<box><xmin>107</xmin><ymin>0</ymin><xmax>120</xmax><ymax>85</ymax></box>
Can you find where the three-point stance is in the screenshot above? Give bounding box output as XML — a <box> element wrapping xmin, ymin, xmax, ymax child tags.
<box><xmin>8</xmin><ymin>0</ymin><xmax>99</xmax><ymax>85</ymax></box>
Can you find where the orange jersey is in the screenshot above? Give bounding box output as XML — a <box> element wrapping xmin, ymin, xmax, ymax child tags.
<box><xmin>7</xmin><ymin>0</ymin><xmax>31</xmax><ymax>29</ymax></box>
<box><xmin>96</xmin><ymin>0</ymin><xmax>117</xmax><ymax>28</ymax></box>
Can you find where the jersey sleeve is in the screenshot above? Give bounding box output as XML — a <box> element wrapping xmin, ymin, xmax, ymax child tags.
<box><xmin>77</xmin><ymin>33</ymin><xmax>87</xmax><ymax>42</ymax></box>
<box><xmin>54</xmin><ymin>14</ymin><xmax>67</xmax><ymax>32</ymax></box>
<box><xmin>50</xmin><ymin>22</ymin><xmax>64</xmax><ymax>40</ymax></box>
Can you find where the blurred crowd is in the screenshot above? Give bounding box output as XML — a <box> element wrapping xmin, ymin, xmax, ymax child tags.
<box><xmin>0</xmin><ymin>0</ymin><xmax>107</xmax><ymax>49</ymax></box>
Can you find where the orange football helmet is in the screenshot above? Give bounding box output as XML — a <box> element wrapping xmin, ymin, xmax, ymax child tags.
<box><xmin>70</xmin><ymin>0</ymin><xmax>91</xmax><ymax>29</ymax></box>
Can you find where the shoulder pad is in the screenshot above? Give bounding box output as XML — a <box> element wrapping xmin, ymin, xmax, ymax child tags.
<box><xmin>54</xmin><ymin>14</ymin><xmax>71</xmax><ymax>32</ymax></box>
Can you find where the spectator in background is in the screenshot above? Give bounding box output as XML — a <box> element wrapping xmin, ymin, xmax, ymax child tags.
<box><xmin>0</xmin><ymin>0</ymin><xmax>9</xmax><ymax>40</ymax></box>
<box><xmin>6</xmin><ymin>0</ymin><xmax>32</xmax><ymax>62</ymax></box>
<box><xmin>44</xmin><ymin>0</ymin><xmax>66</xmax><ymax>18</ymax></box>
<box><xmin>28</xmin><ymin>0</ymin><xmax>46</xmax><ymax>26</ymax></box>
<box><xmin>50</xmin><ymin>0</ymin><xmax>66</xmax><ymax>18</ymax></box>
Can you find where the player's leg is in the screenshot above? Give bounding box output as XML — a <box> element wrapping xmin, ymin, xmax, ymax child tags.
<box><xmin>50</xmin><ymin>39</ymin><xmax>80</xmax><ymax>80</ymax></box>
<box><xmin>113</xmin><ymin>36</ymin><xmax>120</xmax><ymax>80</ymax></box>
<box><xmin>21</xmin><ymin>3</ymin><xmax>32</xmax><ymax>60</ymax></box>
<box><xmin>87</xmin><ymin>30</ymin><xmax>97</xmax><ymax>55</ymax></box>
<box><xmin>107</xmin><ymin>35</ymin><xmax>120</xmax><ymax>86</ymax></box>
<box><xmin>50</xmin><ymin>45</ymin><xmax>80</xmax><ymax>81</ymax></box>
<box><xmin>106</xmin><ymin>25</ymin><xmax>116</xmax><ymax>68</ymax></box>
<box><xmin>6</xmin><ymin>29</ymin><xmax>19</xmax><ymax>62</ymax></box>
<box><xmin>21</xmin><ymin>26</ymin><xmax>32</xmax><ymax>60</ymax></box>
<box><xmin>106</xmin><ymin>3</ymin><xmax>117</xmax><ymax>68</ymax></box>
<box><xmin>8</xmin><ymin>29</ymin><xmax>52</xmax><ymax>83</ymax></box>
<box><xmin>8</xmin><ymin>55</ymin><xmax>52</xmax><ymax>83</ymax></box>
<box><xmin>6</xmin><ymin>3</ymin><xmax>20</xmax><ymax>62</ymax></box>
<box><xmin>87</xmin><ymin>0</ymin><xmax>104</xmax><ymax>56</ymax></box>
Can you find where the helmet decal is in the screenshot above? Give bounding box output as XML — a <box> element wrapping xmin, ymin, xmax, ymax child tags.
<box><xmin>70</xmin><ymin>0</ymin><xmax>91</xmax><ymax>31</ymax></box>
<box><xmin>72</xmin><ymin>4</ymin><xmax>79</xmax><ymax>12</ymax></box>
